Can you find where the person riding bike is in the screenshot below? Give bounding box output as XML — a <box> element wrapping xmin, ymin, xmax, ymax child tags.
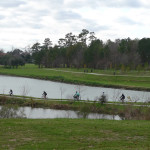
<box><xmin>9</xmin><ymin>89</ymin><xmax>13</xmax><ymax>96</ymax></box>
<box><xmin>42</xmin><ymin>91</ymin><xmax>47</xmax><ymax>99</ymax></box>
<box><xmin>120</xmin><ymin>94</ymin><xmax>125</xmax><ymax>103</ymax></box>
<box><xmin>73</xmin><ymin>91</ymin><xmax>80</xmax><ymax>100</ymax></box>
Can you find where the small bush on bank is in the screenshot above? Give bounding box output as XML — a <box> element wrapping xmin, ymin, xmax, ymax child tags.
<box><xmin>98</xmin><ymin>93</ymin><xmax>108</xmax><ymax>104</ymax></box>
<box><xmin>0</xmin><ymin>96</ymin><xmax>26</xmax><ymax>105</ymax></box>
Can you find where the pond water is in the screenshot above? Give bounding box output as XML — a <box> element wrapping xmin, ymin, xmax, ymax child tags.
<box><xmin>0</xmin><ymin>106</ymin><xmax>121</xmax><ymax>120</ymax></box>
<box><xmin>0</xmin><ymin>75</ymin><xmax>150</xmax><ymax>102</ymax></box>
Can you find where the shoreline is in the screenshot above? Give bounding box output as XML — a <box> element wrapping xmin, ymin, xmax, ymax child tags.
<box><xmin>0</xmin><ymin>95</ymin><xmax>150</xmax><ymax>117</ymax></box>
<box><xmin>0</xmin><ymin>73</ymin><xmax>150</xmax><ymax>92</ymax></box>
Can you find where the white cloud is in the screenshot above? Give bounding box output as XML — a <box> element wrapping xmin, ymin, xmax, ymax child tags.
<box><xmin>0</xmin><ymin>0</ymin><xmax>26</xmax><ymax>8</ymax></box>
<box><xmin>64</xmin><ymin>0</ymin><xmax>150</xmax><ymax>8</ymax></box>
<box><xmin>55</xmin><ymin>10</ymin><xmax>81</xmax><ymax>21</ymax></box>
<box><xmin>0</xmin><ymin>0</ymin><xmax>150</xmax><ymax>52</ymax></box>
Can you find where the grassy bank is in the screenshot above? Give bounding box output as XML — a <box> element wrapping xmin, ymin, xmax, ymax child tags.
<box><xmin>0</xmin><ymin>64</ymin><xmax>150</xmax><ymax>91</ymax></box>
<box><xmin>1</xmin><ymin>95</ymin><xmax>150</xmax><ymax>120</ymax></box>
<box><xmin>0</xmin><ymin>119</ymin><xmax>150</xmax><ymax>149</ymax></box>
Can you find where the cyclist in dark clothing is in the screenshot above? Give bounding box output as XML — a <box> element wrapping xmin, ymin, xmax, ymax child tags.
<box><xmin>42</xmin><ymin>91</ymin><xmax>47</xmax><ymax>99</ymax></box>
<box><xmin>9</xmin><ymin>89</ymin><xmax>13</xmax><ymax>96</ymax></box>
<box><xmin>120</xmin><ymin>94</ymin><xmax>125</xmax><ymax>103</ymax></box>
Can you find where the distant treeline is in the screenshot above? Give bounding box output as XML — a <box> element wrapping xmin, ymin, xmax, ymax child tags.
<box><xmin>0</xmin><ymin>29</ymin><xmax>150</xmax><ymax>70</ymax></box>
<box><xmin>0</xmin><ymin>49</ymin><xmax>30</xmax><ymax>68</ymax></box>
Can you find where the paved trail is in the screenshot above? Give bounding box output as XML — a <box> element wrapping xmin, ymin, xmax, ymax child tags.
<box><xmin>1</xmin><ymin>95</ymin><xmax>150</xmax><ymax>108</ymax></box>
<box><xmin>46</xmin><ymin>69</ymin><xmax>150</xmax><ymax>78</ymax></box>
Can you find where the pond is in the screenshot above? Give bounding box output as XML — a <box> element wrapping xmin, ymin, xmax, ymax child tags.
<box><xmin>0</xmin><ymin>75</ymin><xmax>150</xmax><ymax>102</ymax></box>
<box><xmin>0</xmin><ymin>105</ymin><xmax>121</xmax><ymax>120</ymax></box>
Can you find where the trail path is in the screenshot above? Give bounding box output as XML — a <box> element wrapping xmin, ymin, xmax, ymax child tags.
<box><xmin>1</xmin><ymin>95</ymin><xmax>150</xmax><ymax>107</ymax></box>
<box><xmin>46</xmin><ymin>69</ymin><xmax>150</xmax><ymax>78</ymax></box>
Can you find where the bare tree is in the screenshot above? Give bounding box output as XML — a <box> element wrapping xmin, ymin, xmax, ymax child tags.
<box><xmin>112</xmin><ymin>89</ymin><xmax>122</xmax><ymax>102</ymax></box>
<box><xmin>20</xmin><ymin>85</ymin><xmax>30</xmax><ymax>97</ymax></box>
<box><xmin>59</xmin><ymin>85</ymin><xmax>66</xmax><ymax>100</ymax></box>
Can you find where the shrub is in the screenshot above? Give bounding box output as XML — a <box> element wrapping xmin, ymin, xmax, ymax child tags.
<box><xmin>99</xmin><ymin>93</ymin><xmax>108</xmax><ymax>104</ymax></box>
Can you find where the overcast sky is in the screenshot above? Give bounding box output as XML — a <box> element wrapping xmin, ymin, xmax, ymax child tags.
<box><xmin>0</xmin><ymin>0</ymin><xmax>150</xmax><ymax>52</ymax></box>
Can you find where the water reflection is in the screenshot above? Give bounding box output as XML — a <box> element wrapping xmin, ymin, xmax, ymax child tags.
<box><xmin>0</xmin><ymin>105</ymin><xmax>26</xmax><ymax>118</ymax></box>
<box><xmin>75</xmin><ymin>111</ymin><xmax>121</xmax><ymax>120</ymax></box>
<box><xmin>0</xmin><ymin>105</ymin><xmax>121</xmax><ymax>120</ymax></box>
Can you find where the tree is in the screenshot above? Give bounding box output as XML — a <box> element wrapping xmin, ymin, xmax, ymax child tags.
<box><xmin>66</xmin><ymin>33</ymin><xmax>77</xmax><ymax>46</ymax></box>
<box><xmin>118</xmin><ymin>38</ymin><xmax>131</xmax><ymax>53</ymax></box>
<box><xmin>58</xmin><ymin>38</ymin><xmax>66</xmax><ymax>48</ymax></box>
<box><xmin>84</xmin><ymin>39</ymin><xmax>104</xmax><ymax>68</ymax></box>
<box><xmin>138</xmin><ymin>38</ymin><xmax>150</xmax><ymax>64</ymax></box>
<box><xmin>31</xmin><ymin>42</ymin><xmax>43</xmax><ymax>68</ymax></box>
<box><xmin>43</xmin><ymin>38</ymin><xmax>52</xmax><ymax>49</ymax></box>
<box><xmin>71</xmin><ymin>42</ymin><xmax>85</xmax><ymax>68</ymax></box>
<box><xmin>0</xmin><ymin>49</ymin><xmax>5</xmax><ymax>65</ymax></box>
<box><xmin>88</xmin><ymin>32</ymin><xmax>97</xmax><ymax>42</ymax></box>
<box><xmin>78</xmin><ymin>29</ymin><xmax>89</xmax><ymax>45</ymax></box>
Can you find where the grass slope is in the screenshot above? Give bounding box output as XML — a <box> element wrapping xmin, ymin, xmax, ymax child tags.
<box><xmin>0</xmin><ymin>119</ymin><xmax>150</xmax><ymax>149</ymax></box>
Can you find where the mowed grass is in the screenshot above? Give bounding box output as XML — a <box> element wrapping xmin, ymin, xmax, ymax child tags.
<box><xmin>0</xmin><ymin>119</ymin><xmax>150</xmax><ymax>149</ymax></box>
<box><xmin>0</xmin><ymin>64</ymin><xmax>150</xmax><ymax>91</ymax></box>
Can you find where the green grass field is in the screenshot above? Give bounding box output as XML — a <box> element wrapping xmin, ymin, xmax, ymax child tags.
<box><xmin>0</xmin><ymin>119</ymin><xmax>150</xmax><ymax>149</ymax></box>
<box><xmin>0</xmin><ymin>64</ymin><xmax>150</xmax><ymax>91</ymax></box>
<box><xmin>0</xmin><ymin>64</ymin><xmax>150</xmax><ymax>149</ymax></box>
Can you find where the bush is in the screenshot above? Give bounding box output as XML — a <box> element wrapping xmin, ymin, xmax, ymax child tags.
<box><xmin>99</xmin><ymin>93</ymin><xmax>108</xmax><ymax>104</ymax></box>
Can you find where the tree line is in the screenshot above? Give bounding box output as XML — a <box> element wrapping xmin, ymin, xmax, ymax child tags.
<box><xmin>0</xmin><ymin>48</ymin><xmax>31</xmax><ymax>68</ymax></box>
<box><xmin>0</xmin><ymin>29</ymin><xmax>150</xmax><ymax>70</ymax></box>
